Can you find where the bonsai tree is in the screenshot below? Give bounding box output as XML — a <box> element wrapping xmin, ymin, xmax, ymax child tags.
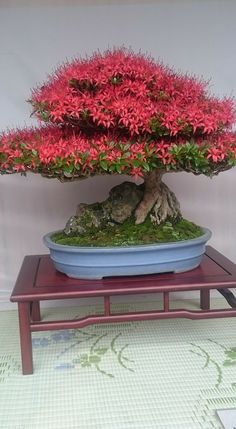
<box><xmin>1</xmin><ymin>49</ymin><xmax>236</xmax><ymax>244</ymax></box>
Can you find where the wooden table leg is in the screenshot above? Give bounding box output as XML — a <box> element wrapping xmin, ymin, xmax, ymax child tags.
<box><xmin>30</xmin><ymin>301</ymin><xmax>41</xmax><ymax>322</ymax></box>
<box><xmin>200</xmin><ymin>289</ymin><xmax>210</xmax><ymax>310</ymax></box>
<box><xmin>18</xmin><ymin>302</ymin><xmax>33</xmax><ymax>375</ymax></box>
<box><xmin>104</xmin><ymin>296</ymin><xmax>110</xmax><ymax>316</ymax></box>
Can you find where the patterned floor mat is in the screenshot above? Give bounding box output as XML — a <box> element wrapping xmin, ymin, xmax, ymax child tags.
<box><xmin>0</xmin><ymin>300</ymin><xmax>236</xmax><ymax>428</ymax></box>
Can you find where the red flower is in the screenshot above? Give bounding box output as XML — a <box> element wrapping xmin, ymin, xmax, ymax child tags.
<box><xmin>1</xmin><ymin>49</ymin><xmax>236</xmax><ymax>179</ymax></box>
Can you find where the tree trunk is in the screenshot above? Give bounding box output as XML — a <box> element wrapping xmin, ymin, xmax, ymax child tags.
<box><xmin>135</xmin><ymin>170</ymin><xmax>181</xmax><ymax>225</ymax></box>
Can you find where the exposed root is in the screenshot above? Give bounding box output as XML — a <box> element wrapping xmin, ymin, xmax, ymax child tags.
<box><xmin>135</xmin><ymin>170</ymin><xmax>163</xmax><ymax>224</ymax></box>
<box><xmin>135</xmin><ymin>171</ymin><xmax>181</xmax><ymax>225</ymax></box>
<box><xmin>150</xmin><ymin>182</ymin><xmax>181</xmax><ymax>225</ymax></box>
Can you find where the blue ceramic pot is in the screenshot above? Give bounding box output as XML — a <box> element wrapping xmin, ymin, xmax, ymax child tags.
<box><xmin>43</xmin><ymin>228</ymin><xmax>212</xmax><ymax>279</ymax></box>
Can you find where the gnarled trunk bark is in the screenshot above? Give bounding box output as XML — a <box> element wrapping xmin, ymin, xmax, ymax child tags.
<box><xmin>135</xmin><ymin>170</ymin><xmax>181</xmax><ymax>225</ymax></box>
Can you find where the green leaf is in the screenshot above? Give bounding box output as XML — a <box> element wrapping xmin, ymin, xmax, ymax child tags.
<box><xmin>63</xmin><ymin>164</ymin><xmax>74</xmax><ymax>174</ymax></box>
<box><xmin>142</xmin><ymin>163</ymin><xmax>150</xmax><ymax>172</ymax></box>
<box><xmin>23</xmin><ymin>157</ymin><xmax>31</xmax><ymax>163</ymax></box>
<box><xmin>109</xmin><ymin>74</ymin><xmax>122</xmax><ymax>85</ymax></box>
<box><xmin>123</xmin><ymin>152</ymin><xmax>131</xmax><ymax>158</ymax></box>
<box><xmin>109</xmin><ymin>165</ymin><xmax>117</xmax><ymax>172</ymax></box>
<box><xmin>14</xmin><ymin>157</ymin><xmax>23</xmax><ymax>164</ymax></box>
<box><xmin>132</xmin><ymin>160</ymin><xmax>140</xmax><ymax>168</ymax></box>
<box><xmin>40</xmin><ymin>111</ymin><xmax>50</xmax><ymax>121</ymax></box>
<box><xmin>115</xmin><ymin>164</ymin><xmax>122</xmax><ymax>174</ymax></box>
<box><xmin>100</xmin><ymin>160</ymin><xmax>108</xmax><ymax>171</ymax></box>
<box><xmin>122</xmin><ymin>144</ymin><xmax>131</xmax><ymax>151</ymax></box>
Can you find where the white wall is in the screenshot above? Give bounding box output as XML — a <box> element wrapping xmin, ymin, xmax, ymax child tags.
<box><xmin>1</xmin><ymin>0</ymin><xmax>236</xmax><ymax>307</ymax></box>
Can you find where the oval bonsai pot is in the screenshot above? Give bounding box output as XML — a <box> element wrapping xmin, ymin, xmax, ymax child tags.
<box><xmin>43</xmin><ymin>227</ymin><xmax>212</xmax><ymax>279</ymax></box>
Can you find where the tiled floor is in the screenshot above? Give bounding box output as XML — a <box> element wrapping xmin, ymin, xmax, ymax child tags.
<box><xmin>0</xmin><ymin>300</ymin><xmax>236</xmax><ymax>428</ymax></box>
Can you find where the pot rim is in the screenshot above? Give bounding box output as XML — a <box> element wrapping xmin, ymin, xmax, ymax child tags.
<box><xmin>43</xmin><ymin>227</ymin><xmax>212</xmax><ymax>253</ymax></box>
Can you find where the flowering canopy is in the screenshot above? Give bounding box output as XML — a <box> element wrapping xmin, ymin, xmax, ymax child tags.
<box><xmin>1</xmin><ymin>48</ymin><xmax>236</xmax><ymax>180</ymax></box>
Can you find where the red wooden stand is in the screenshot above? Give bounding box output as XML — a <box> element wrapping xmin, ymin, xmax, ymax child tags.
<box><xmin>10</xmin><ymin>246</ymin><xmax>236</xmax><ymax>375</ymax></box>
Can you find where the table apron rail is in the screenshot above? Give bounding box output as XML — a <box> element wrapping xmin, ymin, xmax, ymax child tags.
<box><xmin>30</xmin><ymin>308</ymin><xmax>236</xmax><ymax>332</ymax></box>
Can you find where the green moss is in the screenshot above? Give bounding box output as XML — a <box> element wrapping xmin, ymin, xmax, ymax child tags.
<box><xmin>51</xmin><ymin>217</ymin><xmax>204</xmax><ymax>247</ymax></box>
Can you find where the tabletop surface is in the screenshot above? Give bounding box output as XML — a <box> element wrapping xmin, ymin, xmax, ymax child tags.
<box><xmin>11</xmin><ymin>246</ymin><xmax>236</xmax><ymax>302</ymax></box>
